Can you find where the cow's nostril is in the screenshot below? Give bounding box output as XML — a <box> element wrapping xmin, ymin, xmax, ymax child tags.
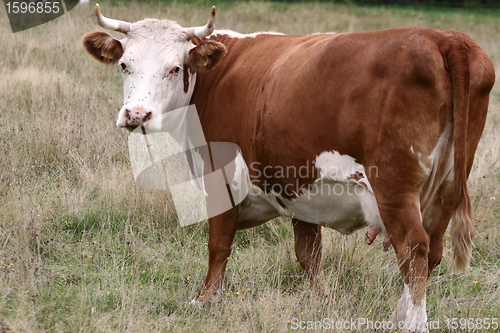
<box><xmin>123</xmin><ymin>107</ymin><xmax>152</xmax><ymax>128</ymax></box>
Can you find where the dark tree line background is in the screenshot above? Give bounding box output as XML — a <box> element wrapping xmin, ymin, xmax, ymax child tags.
<box><xmin>356</xmin><ymin>0</ymin><xmax>500</xmax><ymax>7</ymax></box>
<box><xmin>116</xmin><ymin>0</ymin><xmax>500</xmax><ymax>9</ymax></box>
<box><xmin>255</xmin><ymin>0</ymin><xmax>500</xmax><ymax>7</ymax></box>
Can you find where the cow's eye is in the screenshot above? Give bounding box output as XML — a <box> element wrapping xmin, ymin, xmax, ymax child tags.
<box><xmin>119</xmin><ymin>62</ymin><xmax>129</xmax><ymax>73</ymax></box>
<box><xmin>168</xmin><ymin>65</ymin><xmax>182</xmax><ymax>76</ymax></box>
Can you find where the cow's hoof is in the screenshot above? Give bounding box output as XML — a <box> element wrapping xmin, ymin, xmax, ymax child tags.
<box><xmin>189</xmin><ymin>298</ymin><xmax>205</xmax><ymax>308</ymax></box>
<box><xmin>189</xmin><ymin>288</ymin><xmax>222</xmax><ymax>307</ymax></box>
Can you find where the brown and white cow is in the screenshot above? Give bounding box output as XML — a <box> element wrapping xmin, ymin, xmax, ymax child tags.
<box><xmin>83</xmin><ymin>4</ymin><xmax>494</xmax><ymax>332</ymax></box>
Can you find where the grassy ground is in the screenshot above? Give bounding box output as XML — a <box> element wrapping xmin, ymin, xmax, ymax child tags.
<box><xmin>0</xmin><ymin>1</ymin><xmax>499</xmax><ymax>332</ymax></box>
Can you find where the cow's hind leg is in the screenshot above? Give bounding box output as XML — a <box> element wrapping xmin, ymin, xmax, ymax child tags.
<box><xmin>292</xmin><ymin>219</ymin><xmax>332</xmax><ymax>302</ymax></box>
<box><xmin>423</xmin><ymin>182</ymin><xmax>455</xmax><ymax>275</ymax></box>
<box><xmin>376</xmin><ymin>194</ymin><xmax>429</xmax><ymax>333</ymax></box>
<box><xmin>194</xmin><ymin>207</ymin><xmax>239</xmax><ymax>305</ymax></box>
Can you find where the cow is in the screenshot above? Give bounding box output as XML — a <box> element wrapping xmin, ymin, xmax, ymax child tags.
<box><xmin>82</xmin><ymin>4</ymin><xmax>495</xmax><ymax>332</ymax></box>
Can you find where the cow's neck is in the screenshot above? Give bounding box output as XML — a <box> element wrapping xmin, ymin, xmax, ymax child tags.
<box><xmin>189</xmin><ymin>31</ymin><xmax>283</xmax><ymax>147</ymax></box>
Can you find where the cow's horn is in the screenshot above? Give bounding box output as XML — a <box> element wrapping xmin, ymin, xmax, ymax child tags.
<box><xmin>94</xmin><ymin>3</ymin><xmax>130</xmax><ymax>34</ymax></box>
<box><xmin>185</xmin><ymin>6</ymin><xmax>216</xmax><ymax>40</ymax></box>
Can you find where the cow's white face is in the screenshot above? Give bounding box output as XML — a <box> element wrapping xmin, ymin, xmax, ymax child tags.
<box><xmin>83</xmin><ymin>6</ymin><xmax>226</xmax><ymax>132</ymax></box>
<box><xmin>114</xmin><ymin>21</ymin><xmax>197</xmax><ymax>131</ymax></box>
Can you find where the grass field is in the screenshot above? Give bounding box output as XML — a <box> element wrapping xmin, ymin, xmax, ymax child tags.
<box><xmin>1</xmin><ymin>1</ymin><xmax>499</xmax><ymax>332</ymax></box>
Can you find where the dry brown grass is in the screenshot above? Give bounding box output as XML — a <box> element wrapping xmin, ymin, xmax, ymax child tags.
<box><xmin>0</xmin><ymin>1</ymin><xmax>499</xmax><ymax>332</ymax></box>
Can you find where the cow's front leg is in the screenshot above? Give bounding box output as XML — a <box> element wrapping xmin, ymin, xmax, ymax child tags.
<box><xmin>194</xmin><ymin>206</ymin><xmax>239</xmax><ymax>305</ymax></box>
<box><xmin>292</xmin><ymin>219</ymin><xmax>332</xmax><ymax>302</ymax></box>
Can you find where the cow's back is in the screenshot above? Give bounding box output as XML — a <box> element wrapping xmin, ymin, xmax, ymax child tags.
<box><xmin>192</xmin><ymin>27</ymin><xmax>493</xmax><ymax>181</ymax></box>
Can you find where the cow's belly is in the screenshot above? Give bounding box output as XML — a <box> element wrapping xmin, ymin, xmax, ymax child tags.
<box><xmin>232</xmin><ymin>150</ymin><xmax>384</xmax><ymax>234</ymax></box>
<box><xmin>238</xmin><ymin>178</ymin><xmax>367</xmax><ymax>234</ymax></box>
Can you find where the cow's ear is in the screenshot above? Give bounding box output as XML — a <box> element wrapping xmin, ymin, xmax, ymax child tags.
<box><xmin>188</xmin><ymin>40</ymin><xmax>227</xmax><ymax>72</ymax></box>
<box><xmin>82</xmin><ymin>32</ymin><xmax>123</xmax><ymax>64</ymax></box>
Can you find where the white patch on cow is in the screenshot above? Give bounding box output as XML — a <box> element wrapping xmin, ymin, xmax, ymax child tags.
<box><xmin>210</xmin><ymin>29</ymin><xmax>284</xmax><ymax>39</ymax></box>
<box><xmin>278</xmin><ymin>178</ymin><xmax>367</xmax><ymax>234</ymax></box>
<box><xmin>235</xmin><ymin>150</ymin><xmax>385</xmax><ymax>235</ymax></box>
<box><xmin>419</xmin><ymin>124</ymin><xmax>453</xmax><ymax>176</ymax></box>
<box><xmin>418</xmin><ymin>153</ymin><xmax>431</xmax><ymax>176</ymax></box>
<box><xmin>310</xmin><ymin>32</ymin><xmax>337</xmax><ymax>35</ymax></box>
<box><xmin>314</xmin><ymin>151</ymin><xmax>384</xmax><ymax>234</ymax></box>
<box><xmin>228</xmin><ymin>153</ymin><xmax>280</xmax><ymax>227</ymax></box>
<box><xmin>237</xmin><ymin>183</ymin><xmax>281</xmax><ymax>227</ymax></box>
<box><xmin>230</xmin><ymin>151</ymin><xmax>250</xmax><ymax>205</ymax></box>
<box><xmin>419</xmin><ymin>123</ymin><xmax>454</xmax><ymax>220</ymax></box>
<box><xmin>410</xmin><ymin>145</ymin><xmax>415</xmax><ymax>154</ymax></box>
<box><xmin>358</xmin><ymin>186</ymin><xmax>385</xmax><ymax>233</ymax></box>
<box><xmin>417</xmin><ymin>199</ymin><xmax>423</xmax><ymax>225</ymax></box>
<box><xmin>391</xmin><ymin>284</ymin><xmax>428</xmax><ymax>333</ymax></box>
<box><xmin>189</xmin><ymin>148</ymin><xmax>206</xmax><ymax>195</ymax></box>
<box><xmin>315</xmin><ymin>151</ymin><xmax>364</xmax><ymax>181</ymax></box>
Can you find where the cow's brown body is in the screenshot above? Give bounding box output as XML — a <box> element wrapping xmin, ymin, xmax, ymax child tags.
<box><xmin>83</xmin><ymin>7</ymin><xmax>494</xmax><ymax>331</ymax></box>
<box><xmin>189</xmin><ymin>27</ymin><xmax>494</xmax><ymax>326</ymax></box>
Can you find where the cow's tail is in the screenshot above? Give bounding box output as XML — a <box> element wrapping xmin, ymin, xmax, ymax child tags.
<box><xmin>442</xmin><ymin>37</ymin><xmax>474</xmax><ymax>271</ymax></box>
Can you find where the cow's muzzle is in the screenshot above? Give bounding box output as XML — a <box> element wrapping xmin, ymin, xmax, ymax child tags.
<box><xmin>124</xmin><ymin>107</ymin><xmax>152</xmax><ymax>129</ymax></box>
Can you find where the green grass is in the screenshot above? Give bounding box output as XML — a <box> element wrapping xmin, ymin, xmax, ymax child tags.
<box><xmin>1</xmin><ymin>1</ymin><xmax>499</xmax><ymax>332</ymax></box>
